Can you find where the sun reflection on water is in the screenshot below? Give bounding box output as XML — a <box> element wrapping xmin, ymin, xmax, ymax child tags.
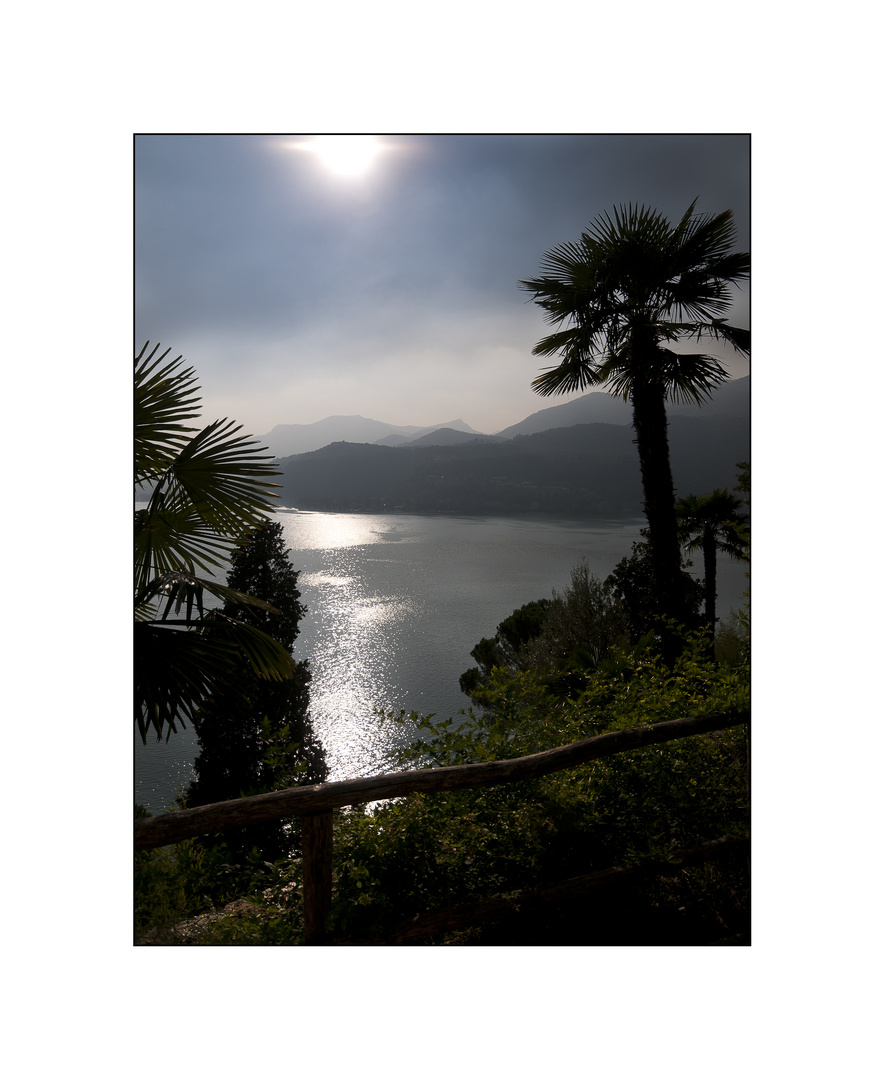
<box><xmin>285</xmin><ymin>516</ymin><xmax>430</xmax><ymax>780</ymax></box>
<box><xmin>284</xmin><ymin>511</ymin><xmax>419</xmax><ymax>551</ymax></box>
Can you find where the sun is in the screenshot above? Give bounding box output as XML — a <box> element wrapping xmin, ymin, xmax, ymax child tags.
<box><xmin>295</xmin><ymin>135</ymin><xmax>385</xmax><ymax>176</ymax></box>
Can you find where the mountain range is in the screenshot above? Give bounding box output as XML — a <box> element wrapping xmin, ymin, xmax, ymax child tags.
<box><xmin>274</xmin><ymin>377</ymin><xmax>749</xmax><ymax>518</ymax></box>
<box><xmin>262</xmin><ymin>416</ymin><xmax>484</xmax><ymax>457</ymax></box>
<box><xmin>261</xmin><ymin>377</ymin><xmax>748</xmax><ymax>457</ymax></box>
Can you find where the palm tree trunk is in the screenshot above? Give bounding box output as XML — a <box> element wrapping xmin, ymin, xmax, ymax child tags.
<box><xmin>630</xmin><ymin>380</ymin><xmax>687</xmax><ymax>655</ymax></box>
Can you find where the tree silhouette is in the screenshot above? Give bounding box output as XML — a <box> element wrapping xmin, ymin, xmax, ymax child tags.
<box><xmin>519</xmin><ymin>201</ymin><xmax>749</xmax><ymax>654</ymax></box>
<box><xmin>605</xmin><ymin>531</ymin><xmax>704</xmax><ymax>645</ymax></box>
<box><xmin>676</xmin><ymin>488</ymin><xmax>748</xmax><ymax>645</ymax></box>
<box><xmin>188</xmin><ymin>518</ymin><xmax>326</xmax><ymax>860</ymax></box>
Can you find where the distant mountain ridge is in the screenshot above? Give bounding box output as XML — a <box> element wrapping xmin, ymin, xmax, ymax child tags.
<box><xmin>261</xmin><ymin>415</ymin><xmax>482</xmax><ymax>457</ymax></box>
<box><xmin>261</xmin><ymin>376</ymin><xmax>748</xmax><ymax>457</ymax></box>
<box><xmin>405</xmin><ymin>428</ymin><xmax>507</xmax><ymax>448</ymax></box>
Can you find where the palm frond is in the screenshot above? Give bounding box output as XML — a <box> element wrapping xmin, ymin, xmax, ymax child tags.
<box><xmin>531</xmin><ymin>353</ymin><xmax>607</xmax><ymax>396</ymax></box>
<box><xmin>705</xmin><ymin>320</ymin><xmax>750</xmax><ymax>357</ymax></box>
<box><xmin>587</xmin><ymin>204</ymin><xmax>671</xmax><ymax>254</ymax></box>
<box><xmin>135</xmin><ymin>608</ymin><xmax>299</xmax><ymax>742</ymax></box>
<box><xmin>653</xmin><ymin>351</ymin><xmax>730</xmax><ymax>404</ymax></box>
<box><xmin>135</xmin><ymin>571</ymin><xmax>282</xmax><ymax>623</ymax></box>
<box><xmin>135</xmin><ymin>621</ymin><xmax>239</xmax><ymax>741</ymax></box>
<box><xmin>162</xmin><ymin>418</ymin><xmax>281</xmax><ymax>535</ymax></box>
<box><xmin>203</xmin><ymin>610</ymin><xmax>299</xmax><ymax>682</ymax></box>
<box><xmin>134</xmin><ymin>502</ymin><xmax>235</xmax><ymax>593</ymax></box>
<box><xmin>135</xmin><ymin>419</ymin><xmax>282</xmax><ymax>591</ymax></box>
<box><xmin>134</xmin><ymin>342</ymin><xmax>202</xmax><ymax>485</ymax></box>
<box><xmin>534</xmin><ymin>240</ymin><xmax>594</xmax><ymax>280</ymax></box>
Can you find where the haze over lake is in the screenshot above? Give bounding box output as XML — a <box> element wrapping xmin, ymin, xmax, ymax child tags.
<box><xmin>134</xmin><ymin>511</ymin><xmax>748</xmax><ymax>814</ymax></box>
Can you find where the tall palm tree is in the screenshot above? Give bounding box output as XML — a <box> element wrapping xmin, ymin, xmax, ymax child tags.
<box><xmin>519</xmin><ymin>201</ymin><xmax>749</xmax><ymax>641</ymax></box>
<box><xmin>135</xmin><ymin>342</ymin><xmax>298</xmax><ymax>742</ymax></box>
<box><xmin>676</xmin><ymin>489</ymin><xmax>749</xmax><ymax>639</ymax></box>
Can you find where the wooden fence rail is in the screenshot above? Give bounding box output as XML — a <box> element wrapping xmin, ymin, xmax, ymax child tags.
<box><xmin>135</xmin><ymin>711</ymin><xmax>748</xmax><ymax>943</ymax></box>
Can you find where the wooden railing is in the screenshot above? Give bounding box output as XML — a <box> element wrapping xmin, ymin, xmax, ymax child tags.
<box><xmin>135</xmin><ymin>711</ymin><xmax>749</xmax><ymax>943</ymax></box>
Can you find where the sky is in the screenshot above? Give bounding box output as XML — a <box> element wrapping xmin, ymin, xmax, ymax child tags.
<box><xmin>135</xmin><ymin>133</ymin><xmax>750</xmax><ymax>438</ymax></box>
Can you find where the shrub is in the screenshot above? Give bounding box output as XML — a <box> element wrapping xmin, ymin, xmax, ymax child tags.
<box><xmin>329</xmin><ymin>631</ymin><xmax>749</xmax><ymax>943</ymax></box>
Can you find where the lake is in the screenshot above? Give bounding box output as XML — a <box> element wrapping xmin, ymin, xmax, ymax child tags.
<box><xmin>134</xmin><ymin>511</ymin><xmax>749</xmax><ymax>814</ymax></box>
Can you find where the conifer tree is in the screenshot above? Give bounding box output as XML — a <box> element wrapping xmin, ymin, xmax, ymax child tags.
<box><xmin>188</xmin><ymin>519</ymin><xmax>326</xmax><ymax>857</ymax></box>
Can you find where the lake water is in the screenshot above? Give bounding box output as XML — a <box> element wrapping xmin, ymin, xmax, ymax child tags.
<box><xmin>134</xmin><ymin>511</ymin><xmax>749</xmax><ymax>814</ymax></box>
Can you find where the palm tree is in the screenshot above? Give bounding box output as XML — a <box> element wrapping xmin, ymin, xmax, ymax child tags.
<box><xmin>676</xmin><ymin>489</ymin><xmax>749</xmax><ymax>640</ymax></box>
<box><xmin>135</xmin><ymin>342</ymin><xmax>298</xmax><ymax>742</ymax></box>
<box><xmin>519</xmin><ymin>201</ymin><xmax>749</xmax><ymax>644</ymax></box>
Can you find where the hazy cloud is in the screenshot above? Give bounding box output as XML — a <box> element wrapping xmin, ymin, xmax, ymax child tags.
<box><xmin>135</xmin><ymin>133</ymin><xmax>750</xmax><ymax>435</ymax></box>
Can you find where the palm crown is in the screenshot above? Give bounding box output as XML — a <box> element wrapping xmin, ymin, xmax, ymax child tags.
<box><xmin>520</xmin><ymin>200</ymin><xmax>749</xmax><ymax>403</ymax></box>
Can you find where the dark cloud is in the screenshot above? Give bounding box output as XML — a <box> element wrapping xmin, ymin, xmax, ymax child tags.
<box><xmin>135</xmin><ymin>133</ymin><xmax>750</xmax><ymax>433</ymax></box>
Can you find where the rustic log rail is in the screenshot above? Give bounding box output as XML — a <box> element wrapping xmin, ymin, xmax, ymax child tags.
<box><xmin>135</xmin><ymin>711</ymin><xmax>748</xmax><ymax>942</ymax></box>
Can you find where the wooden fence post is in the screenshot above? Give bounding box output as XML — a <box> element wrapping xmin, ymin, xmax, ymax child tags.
<box><xmin>302</xmin><ymin>811</ymin><xmax>333</xmax><ymax>944</ymax></box>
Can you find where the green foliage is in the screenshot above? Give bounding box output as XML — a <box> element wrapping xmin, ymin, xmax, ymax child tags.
<box><xmin>134</xmin><ymin>817</ymin><xmax>306</xmax><ymax>944</ymax></box>
<box><xmin>714</xmin><ymin>610</ymin><xmax>750</xmax><ymax>667</ymax></box>
<box><xmin>460</xmin><ymin>561</ymin><xmax>632</xmax><ymax>705</ymax></box>
<box><xmin>330</xmin><ymin>631</ymin><xmax>749</xmax><ymax>943</ymax></box>
<box><xmin>520</xmin><ymin>559</ymin><xmax>630</xmax><ymax>675</ymax></box>
<box><xmin>136</xmin><ymin>626</ymin><xmax>749</xmax><ymax>945</ymax></box>
<box><xmin>434</xmin><ymin>629</ymin><xmax>747</xmax><ymax>764</ymax></box>
<box><xmin>497</xmin><ymin>599</ymin><xmax>552</xmax><ymax>657</ymax></box>
<box><xmin>605</xmin><ymin>531</ymin><xmax>704</xmax><ymax>643</ymax></box>
<box><xmin>459</xmin><ymin>599</ymin><xmax>551</xmax><ymax>695</ymax></box>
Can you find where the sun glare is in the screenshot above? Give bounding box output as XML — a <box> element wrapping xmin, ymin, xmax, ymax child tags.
<box><xmin>293</xmin><ymin>135</ymin><xmax>385</xmax><ymax>176</ymax></box>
